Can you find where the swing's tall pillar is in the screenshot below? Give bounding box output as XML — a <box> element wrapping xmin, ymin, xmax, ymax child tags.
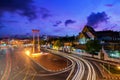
<box><xmin>32</xmin><ymin>29</ymin><xmax>40</xmax><ymax>53</ymax></box>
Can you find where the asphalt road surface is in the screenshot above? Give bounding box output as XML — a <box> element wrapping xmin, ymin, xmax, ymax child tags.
<box><xmin>1</xmin><ymin>47</ymin><xmax>119</xmax><ymax>80</ymax></box>
<box><xmin>46</xmin><ymin>49</ymin><xmax>120</xmax><ymax>80</ymax></box>
<box><xmin>0</xmin><ymin>48</ymin><xmax>70</xmax><ymax>80</ymax></box>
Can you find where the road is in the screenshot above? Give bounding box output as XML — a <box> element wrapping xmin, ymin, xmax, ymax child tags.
<box><xmin>47</xmin><ymin>49</ymin><xmax>98</xmax><ymax>80</ymax></box>
<box><xmin>1</xmin><ymin>47</ymin><xmax>119</xmax><ymax>80</ymax></box>
<box><xmin>0</xmin><ymin>48</ymin><xmax>70</xmax><ymax>80</ymax></box>
<box><xmin>47</xmin><ymin>49</ymin><xmax>120</xmax><ymax>80</ymax></box>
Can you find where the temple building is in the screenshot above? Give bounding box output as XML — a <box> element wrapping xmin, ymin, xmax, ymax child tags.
<box><xmin>78</xmin><ymin>25</ymin><xmax>120</xmax><ymax>50</ymax></box>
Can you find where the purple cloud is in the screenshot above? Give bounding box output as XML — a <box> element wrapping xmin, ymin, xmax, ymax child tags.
<box><xmin>53</xmin><ymin>21</ymin><xmax>62</xmax><ymax>27</ymax></box>
<box><xmin>0</xmin><ymin>0</ymin><xmax>37</xmax><ymax>20</ymax></box>
<box><xmin>65</xmin><ymin>19</ymin><xmax>76</xmax><ymax>26</ymax></box>
<box><xmin>39</xmin><ymin>7</ymin><xmax>52</xmax><ymax>19</ymax></box>
<box><xmin>87</xmin><ymin>12</ymin><xmax>109</xmax><ymax>28</ymax></box>
<box><xmin>105</xmin><ymin>4</ymin><xmax>114</xmax><ymax>7</ymax></box>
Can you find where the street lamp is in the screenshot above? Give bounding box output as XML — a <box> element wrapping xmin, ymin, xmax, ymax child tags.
<box><xmin>25</xmin><ymin>50</ymin><xmax>30</xmax><ymax>56</ymax></box>
<box><xmin>117</xmin><ymin>66</ymin><xmax>120</xmax><ymax>70</ymax></box>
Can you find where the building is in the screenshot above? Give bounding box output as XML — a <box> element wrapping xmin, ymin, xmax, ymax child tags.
<box><xmin>78</xmin><ymin>25</ymin><xmax>120</xmax><ymax>50</ymax></box>
<box><xmin>97</xmin><ymin>31</ymin><xmax>120</xmax><ymax>42</ymax></box>
<box><xmin>78</xmin><ymin>25</ymin><xmax>96</xmax><ymax>44</ymax></box>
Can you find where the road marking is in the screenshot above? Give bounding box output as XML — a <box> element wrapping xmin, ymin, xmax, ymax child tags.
<box><xmin>1</xmin><ymin>52</ymin><xmax>12</xmax><ymax>80</ymax></box>
<box><xmin>46</xmin><ymin>49</ymin><xmax>97</xmax><ymax>80</ymax></box>
<box><xmin>22</xmin><ymin>66</ymin><xmax>30</xmax><ymax>80</ymax></box>
<box><xmin>31</xmin><ymin>65</ymin><xmax>37</xmax><ymax>80</ymax></box>
<box><xmin>11</xmin><ymin>68</ymin><xmax>26</xmax><ymax>80</ymax></box>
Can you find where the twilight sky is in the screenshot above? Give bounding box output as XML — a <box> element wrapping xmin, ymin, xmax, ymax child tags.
<box><xmin>0</xmin><ymin>0</ymin><xmax>120</xmax><ymax>37</ymax></box>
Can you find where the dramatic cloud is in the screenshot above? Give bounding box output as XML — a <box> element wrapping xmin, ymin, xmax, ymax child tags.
<box><xmin>65</xmin><ymin>19</ymin><xmax>76</xmax><ymax>26</ymax></box>
<box><xmin>53</xmin><ymin>21</ymin><xmax>62</xmax><ymax>27</ymax></box>
<box><xmin>87</xmin><ymin>12</ymin><xmax>109</xmax><ymax>28</ymax></box>
<box><xmin>0</xmin><ymin>0</ymin><xmax>36</xmax><ymax>20</ymax></box>
<box><xmin>39</xmin><ymin>7</ymin><xmax>52</xmax><ymax>19</ymax></box>
<box><xmin>0</xmin><ymin>0</ymin><xmax>53</xmax><ymax>21</ymax></box>
<box><xmin>105</xmin><ymin>4</ymin><xmax>113</xmax><ymax>7</ymax></box>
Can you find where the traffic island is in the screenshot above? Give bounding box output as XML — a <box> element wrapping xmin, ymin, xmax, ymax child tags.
<box><xmin>30</xmin><ymin>52</ymin><xmax>70</xmax><ymax>72</ymax></box>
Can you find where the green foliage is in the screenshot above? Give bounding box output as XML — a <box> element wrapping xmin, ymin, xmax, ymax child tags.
<box><xmin>53</xmin><ymin>40</ymin><xmax>63</xmax><ymax>47</ymax></box>
<box><xmin>40</xmin><ymin>40</ymin><xmax>46</xmax><ymax>45</ymax></box>
<box><xmin>85</xmin><ymin>39</ymin><xmax>101</xmax><ymax>56</ymax></box>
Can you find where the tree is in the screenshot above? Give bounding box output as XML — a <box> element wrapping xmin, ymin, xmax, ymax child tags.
<box><xmin>40</xmin><ymin>40</ymin><xmax>46</xmax><ymax>45</ymax></box>
<box><xmin>53</xmin><ymin>40</ymin><xmax>63</xmax><ymax>49</ymax></box>
<box><xmin>85</xmin><ymin>39</ymin><xmax>101</xmax><ymax>57</ymax></box>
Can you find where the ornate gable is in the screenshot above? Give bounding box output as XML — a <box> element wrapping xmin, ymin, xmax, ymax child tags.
<box><xmin>79</xmin><ymin>25</ymin><xmax>96</xmax><ymax>39</ymax></box>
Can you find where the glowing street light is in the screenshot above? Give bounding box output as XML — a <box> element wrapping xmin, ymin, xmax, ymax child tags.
<box><xmin>25</xmin><ymin>50</ymin><xmax>30</xmax><ymax>56</ymax></box>
<box><xmin>117</xmin><ymin>66</ymin><xmax>120</xmax><ymax>70</ymax></box>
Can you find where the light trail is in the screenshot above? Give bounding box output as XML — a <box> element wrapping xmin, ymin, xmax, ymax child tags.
<box><xmin>10</xmin><ymin>68</ymin><xmax>27</xmax><ymax>80</ymax></box>
<box><xmin>5</xmin><ymin>48</ymin><xmax>97</xmax><ymax>80</ymax></box>
<box><xmin>27</xmin><ymin>53</ymin><xmax>75</xmax><ymax>77</ymax></box>
<box><xmin>46</xmin><ymin>49</ymin><xmax>97</xmax><ymax>80</ymax></box>
<box><xmin>30</xmin><ymin>65</ymin><xmax>37</xmax><ymax>80</ymax></box>
<box><xmin>70</xmin><ymin>55</ymin><xmax>96</xmax><ymax>80</ymax></box>
<box><xmin>22</xmin><ymin>66</ymin><xmax>30</xmax><ymax>80</ymax></box>
<box><xmin>1</xmin><ymin>50</ymin><xmax>12</xmax><ymax>80</ymax></box>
